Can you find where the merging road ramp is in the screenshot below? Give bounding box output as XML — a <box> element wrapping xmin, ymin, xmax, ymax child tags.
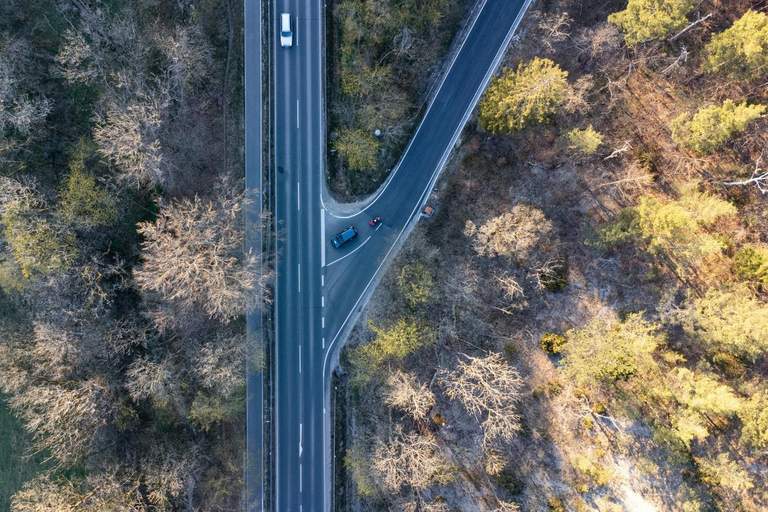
<box><xmin>263</xmin><ymin>0</ymin><xmax>533</xmax><ymax>509</ymax></box>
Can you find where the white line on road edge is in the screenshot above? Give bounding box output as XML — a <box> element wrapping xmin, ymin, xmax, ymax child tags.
<box><xmin>296</xmin><ymin>99</ymin><xmax>300</xmax><ymax>128</ymax></box>
<box><xmin>299</xmin><ymin>424</ymin><xmax>303</xmax><ymax>457</ymax></box>
<box><xmin>297</xmin><ymin>264</ymin><xmax>301</xmax><ymax>292</ymax></box>
<box><xmin>320</xmin><ymin>208</ymin><xmax>326</xmax><ymax>267</ymax></box>
<box><xmin>325</xmin><ymin>235</ymin><xmax>372</xmax><ymax>267</ymax></box>
<box><xmin>298</xmin><ymin>345</ymin><xmax>302</xmax><ymax>374</ymax></box>
<box><xmin>297</xmin><ymin>181</ymin><xmax>301</xmax><ymax>210</ymax></box>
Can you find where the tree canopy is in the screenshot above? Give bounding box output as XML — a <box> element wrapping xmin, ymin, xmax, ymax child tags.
<box><xmin>478</xmin><ymin>58</ymin><xmax>568</xmax><ymax>133</ymax></box>
<box><xmin>608</xmin><ymin>0</ymin><xmax>696</xmax><ymax>45</ymax></box>
<box><xmin>672</xmin><ymin>100</ymin><xmax>766</xmax><ymax>154</ymax></box>
<box><xmin>704</xmin><ymin>10</ymin><xmax>768</xmax><ymax>80</ymax></box>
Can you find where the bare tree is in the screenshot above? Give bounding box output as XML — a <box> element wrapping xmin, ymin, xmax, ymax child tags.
<box><xmin>438</xmin><ymin>353</ymin><xmax>523</xmax><ymax>444</ymax></box>
<box><xmin>493</xmin><ymin>272</ymin><xmax>527</xmax><ymax>314</ymax></box>
<box><xmin>6</xmin><ymin>378</ymin><xmax>112</xmax><ymax>467</ymax></box>
<box><xmin>11</xmin><ymin>474</ymin><xmax>83</xmax><ymax>512</ymax></box>
<box><xmin>384</xmin><ymin>371</ymin><xmax>436</xmax><ymax>422</ymax></box>
<box><xmin>0</xmin><ymin>36</ymin><xmax>51</xmax><ymax>136</ymax></box>
<box><xmin>465</xmin><ymin>204</ymin><xmax>554</xmax><ymax>263</ymax></box>
<box><xmin>194</xmin><ymin>327</ymin><xmax>248</xmax><ymax>398</ymax></box>
<box><xmin>538</xmin><ymin>12</ymin><xmax>571</xmax><ymax>52</ymax></box>
<box><xmin>373</xmin><ymin>426</ymin><xmax>453</xmax><ymax>492</ymax></box>
<box><xmin>93</xmin><ymin>100</ymin><xmax>166</xmax><ymax>186</ymax></box>
<box><xmin>134</xmin><ymin>189</ymin><xmax>269</xmax><ymax>326</ymax></box>
<box><xmin>125</xmin><ymin>355</ymin><xmax>179</xmax><ymax>408</ymax></box>
<box><xmin>156</xmin><ymin>25</ymin><xmax>215</xmax><ymax>95</ymax></box>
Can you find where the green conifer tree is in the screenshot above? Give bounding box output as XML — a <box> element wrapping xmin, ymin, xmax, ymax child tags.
<box><xmin>478</xmin><ymin>58</ymin><xmax>568</xmax><ymax>133</ymax></box>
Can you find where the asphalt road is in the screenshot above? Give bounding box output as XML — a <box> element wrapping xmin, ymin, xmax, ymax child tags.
<box><xmin>270</xmin><ymin>0</ymin><xmax>532</xmax><ymax>510</ymax></box>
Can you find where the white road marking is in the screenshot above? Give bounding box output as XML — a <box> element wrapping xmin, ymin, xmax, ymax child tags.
<box><xmin>296</xmin><ymin>99</ymin><xmax>300</xmax><ymax>128</ymax></box>
<box><xmin>322</xmin><ymin>337</ymin><xmax>325</xmax><ymax>349</ymax></box>
<box><xmin>299</xmin><ymin>424</ymin><xmax>303</xmax><ymax>457</ymax></box>
<box><xmin>325</xmin><ymin>235</ymin><xmax>372</xmax><ymax>267</ymax></box>
<box><xmin>298</xmin><ymin>264</ymin><xmax>301</xmax><ymax>292</ymax></box>
<box><xmin>300</xmin><ymin>463</ymin><xmax>303</xmax><ymax>492</ymax></box>
<box><xmin>322</xmin><ymin>317</ymin><xmax>325</xmax><ymax>329</ymax></box>
<box><xmin>297</xmin><ymin>181</ymin><xmax>300</xmax><ymax>210</ymax></box>
<box><xmin>320</xmin><ymin>208</ymin><xmax>326</xmax><ymax>267</ymax></box>
<box><xmin>375</xmin><ymin>223</ymin><xmax>382</xmax><ymax>231</ymax></box>
<box><xmin>321</xmin><ymin>274</ymin><xmax>324</xmax><ymax>287</ymax></box>
<box><xmin>321</xmin><ymin>296</ymin><xmax>325</xmax><ymax>307</ymax></box>
<box><xmin>298</xmin><ymin>344</ymin><xmax>302</xmax><ymax>374</ymax></box>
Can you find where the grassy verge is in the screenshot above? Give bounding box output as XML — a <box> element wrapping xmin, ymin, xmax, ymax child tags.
<box><xmin>0</xmin><ymin>396</ymin><xmax>44</xmax><ymax>512</ymax></box>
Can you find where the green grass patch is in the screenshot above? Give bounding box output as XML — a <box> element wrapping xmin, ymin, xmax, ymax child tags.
<box><xmin>0</xmin><ymin>396</ymin><xmax>45</xmax><ymax>512</ymax></box>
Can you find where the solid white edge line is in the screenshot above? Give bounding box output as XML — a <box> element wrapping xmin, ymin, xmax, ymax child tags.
<box><xmin>298</xmin><ymin>344</ymin><xmax>302</xmax><ymax>374</ymax></box>
<box><xmin>296</xmin><ymin>99</ymin><xmax>300</xmax><ymax>128</ymax></box>
<box><xmin>298</xmin><ymin>263</ymin><xmax>301</xmax><ymax>293</ymax></box>
<box><xmin>297</xmin><ymin>181</ymin><xmax>300</xmax><ymax>210</ymax></box>
<box><xmin>320</xmin><ymin>208</ymin><xmax>326</xmax><ymax>267</ymax></box>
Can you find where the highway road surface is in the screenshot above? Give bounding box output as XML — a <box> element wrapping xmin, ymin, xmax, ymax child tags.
<box><xmin>268</xmin><ymin>0</ymin><xmax>532</xmax><ymax>510</ymax></box>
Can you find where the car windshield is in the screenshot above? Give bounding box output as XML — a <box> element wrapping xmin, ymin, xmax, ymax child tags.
<box><xmin>282</xmin><ymin>29</ymin><xmax>290</xmax><ymax>36</ymax></box>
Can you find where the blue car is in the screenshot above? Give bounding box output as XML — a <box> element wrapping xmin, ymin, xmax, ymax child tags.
<box><xmin>331</xmin><ymin>226</ymin><xmax>357</xmax><ymax>248</ymax></box>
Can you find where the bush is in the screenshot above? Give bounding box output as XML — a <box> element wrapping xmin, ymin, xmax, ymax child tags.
<box><xmin>565</xmin><ymin>125</ymin><xmax>603</xmax><ymax>155</ymax></box>
<box><xmin>333</xmin><ymin>128</ymin><xmax>379</xmax><ymax>171</ymax></box>
<box><xmin>548</xmin><ymin>497</ymin><xmax>566</xmax><ymax>512</ymax></box>
<box><xmin>540</xmin><ymin>333</ymin><xmax>566</xmax><ymax>354</ymax></box>
<box><xmin>538</xmin><ymin>258</ymin><xmax>569</xmax><ymax>292</ymax></box>
<box><xmin>733</xmin><ymin>245</ymin><xmax>768</xmax><ymax>286</ymax></box>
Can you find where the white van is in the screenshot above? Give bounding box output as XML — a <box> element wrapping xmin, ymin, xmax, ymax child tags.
<box><xmin>280</xmin><ymin>13</ymin><xmax>293</xmax><ymax>47</ymax></box>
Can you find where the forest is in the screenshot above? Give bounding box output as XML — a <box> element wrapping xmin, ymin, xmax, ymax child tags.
<box><xmin>0</xmin><ymin>0</ymin><xmax>262</xmax><ymax>510</ymax></box>
<box><xmin>337</xmin><ymin>0</ymin><xmax>768</xmax><ymax>511</ymax></box>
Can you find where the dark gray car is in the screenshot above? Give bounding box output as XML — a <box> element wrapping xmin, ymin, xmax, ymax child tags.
<box><xmin>331</xmin><ymin>226</ymin><xmax>357</xmax><ymax>248</ymax></box>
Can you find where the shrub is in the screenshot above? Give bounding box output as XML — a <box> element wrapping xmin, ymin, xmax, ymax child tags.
<box><xmin>565</xmin><ymin>125</ymin><xmax>603</xmax><ymax>155</ymax></box>
<box><xmin>540</xmin><ymin>333</ymin><xmax>566</xmax><ymax>354</ymax></box>
<box><xmin>334</xmin><ymin>128</ymin><xmax>379</xmax><ymax>171</ymax></box>
<box><xmin>733</xmin><ymin>245</ymin><xmax>768</xmax><ymax>286</ymax></box>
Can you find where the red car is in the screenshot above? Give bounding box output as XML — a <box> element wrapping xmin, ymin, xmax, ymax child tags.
<box><xmin>369</xmin><ymin>216</ymin><xmax>381</xmax><ymax>227</ymax></box>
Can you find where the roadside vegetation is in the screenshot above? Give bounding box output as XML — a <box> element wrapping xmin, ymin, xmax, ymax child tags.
<box><xmin>0</xmin><ymin>1</ymin><xmax>264</xmax><ymax>510</ymax></box>
<box><xmin>338</xmin><ymin>0</ymin><xmax>768</xmax><ymax>510</ymax></box>
<box><xmin>327</xmin><ymin>0</ymin><xmax>473</xmax><ymax>198</ymax></box>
